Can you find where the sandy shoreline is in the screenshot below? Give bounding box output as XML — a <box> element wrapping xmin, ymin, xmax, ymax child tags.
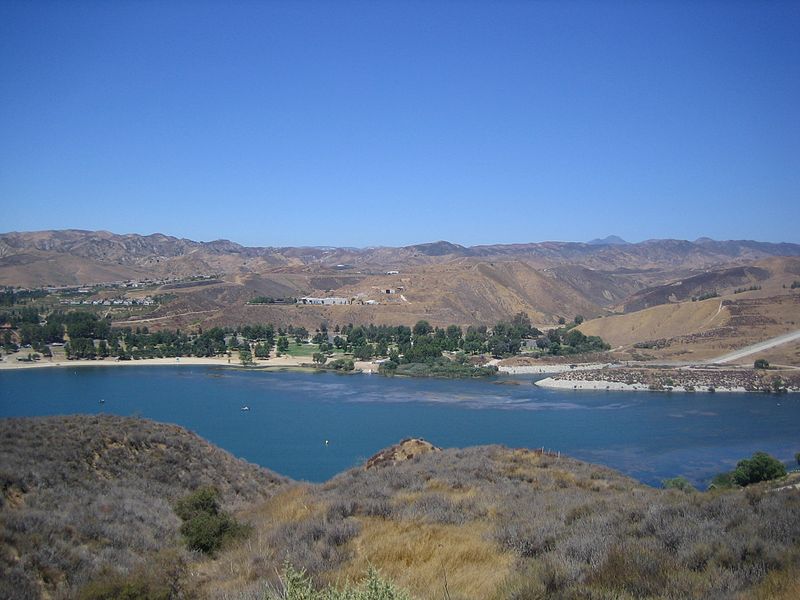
<box><xmin>0</xmin><ymin>356</ymin><xmax>240</xmax><ymax>370</ymax></box>
<box><xmin>0</xmin><ymin>354</ymin><xmax>380</xmax><ymax>373</ymax></box>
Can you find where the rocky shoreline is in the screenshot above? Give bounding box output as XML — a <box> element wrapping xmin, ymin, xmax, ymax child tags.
<box><xmin>535</xmin><ymin>367</ymin><xmax>800</xmax><ymax>393</ymax></box>
<box><xmin>498</xmin><ymin>362</ymin><xmax>610</xmax><ymax>375</ymax></box>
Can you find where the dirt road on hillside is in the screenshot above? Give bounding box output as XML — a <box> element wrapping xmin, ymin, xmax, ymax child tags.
<box><xmin>708</xmin><ymin>329</ymin><xmax>800</xmax><ymax>364</ymax></box>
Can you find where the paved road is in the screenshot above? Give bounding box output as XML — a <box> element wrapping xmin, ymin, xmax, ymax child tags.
<box><xmin>708</xmin><ymin>329</ymin><xmax>800</xmax><ymax>364</ymax></box>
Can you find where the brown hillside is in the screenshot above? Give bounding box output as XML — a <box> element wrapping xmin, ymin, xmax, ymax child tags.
<box><xmin>121</xmin><ymin>259</ymin><xmax>629</xmax><ymax>330</ymax></box>
<box><xmin>622</xmin><ymin>265</ymin><xmax>771</xmax><ymax>312</ymax></box>
<box><xmin>578</xmin><ymin>298</ymin><xmax>729</xmax><ymax>348</ymax></box>
<box><xmin>0</xmin><ymin>416</ymin><xmax>287</xmax><ymax>599</ymax></box>
<box><xmin>5</xmin><ymin>421</ymin><xmax>800</xmax><ymax>600</ymax></box>
<box><xmin>4</xmin><ymin>230</ymin><xmax>800</xmax><ymax>339</ymax></box>
<box><xmin>579</xmin><ymin>292</ymin><xmax>800</xmax><ymax>363</ymax></box>
<box><xmin>196</xmin><ymin>442</ymin><xmax>800</xmax><ymax>600</ymax></box>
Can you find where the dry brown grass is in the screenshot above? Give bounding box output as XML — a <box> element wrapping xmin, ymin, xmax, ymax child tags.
<box><xmin>743</xmin><ymin>565</ymin><xmax>800</xmax><ymax>600</ymax></box>
<box><xmin>579</xmin><ymin>297</ymin><xmax>727</xmax><ymax>348</ymax></box>
<box><xmin>422</xmin><ymin>478</ymin><xmax>478</xmax><ymax>502</ymax></box>
<box><xmin>195</xmin><ymin>484</ymin><xmax>323</xmax><ymax>595</ymax></box>
<box><xmin>340</xmin><ymin>517</ymin><xmax>513</xmax><ymax>600</ymax></box>
<box><xmin>195</xmin><ymin>477</ymin><xmax>510</xmax><ymax>599</ymax></box>
<box><xmin>79</xmin><ymin>441</ymin><xmax>799</xmax><ymax>600</ymax></box>
<box><xmin>580</xmin><ymin>290</ymin><xmax>800</xmax><ymax>364</ymax></box>
<box><xmin>243</xmin><ymin>484</ymin><xmax>319</xmax><ymax>524</ymax></box>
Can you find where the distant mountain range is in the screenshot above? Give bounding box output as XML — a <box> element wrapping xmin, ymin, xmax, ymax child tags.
<box><xmin>1</xmin><ymin>229</ymin><xmax>797</xmax><ymax>282</ymax></box>
<box><xmin>2</xmin><ymin>229</ymin><xmax>798</xmax><ymax>331</ymax></box>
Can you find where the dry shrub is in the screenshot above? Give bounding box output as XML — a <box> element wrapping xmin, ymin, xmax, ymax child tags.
<box><xmin>77</xmin><ymin>549</ymin><xmax>190</xmax><ymax>600</ymax></box>
<box><xmin>588</xmin><ymin>543</ymin><xmax>673</xmax><ymax>597</ymax></box>
<box><xmin>745</xmin><ymin>565</ymin><xmax>800</xmax><ymax>600</ymax></box>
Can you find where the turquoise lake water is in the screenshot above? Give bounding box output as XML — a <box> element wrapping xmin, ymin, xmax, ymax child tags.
<box><xmin>1</xmin><ymin>366</ymin><xmax>798</xmax><ymax>487</ymax></box>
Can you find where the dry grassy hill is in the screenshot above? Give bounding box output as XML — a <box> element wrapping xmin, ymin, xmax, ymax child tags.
<box><xmin>579</xmin><ymin>292</ymin><xmax>800</xmax><ymax>363</ymax></box>
<box><xmin>579</xmin><ymin>298</ymin><xmax>729</xmax><ymax>349</ymax></box>
<box><xmin>573</xmin><ymin>257</ymin><xmax>800</xmax><ymax>363</ymax></box>
<box><xmin>121</xmin><ymin>259</ymin><xmax>640</xmax><ymax>331</ymax></box>
<box><xmin>620</xmin><ymin>256</ymin><xmax>800</xmax><ymax>313</ymax></box>
<box><xmin>0</xmin><ymin>416</ymin><xmax>287</xmax><ymax>599</ymax></box>
<box><xmin>3</xmin><ymin>420</ymin><xmax>800</xmax><ymax>600</ymax></box>
<box><xmin>114</xmin><ymin>442</ymin><xmax>800</xmax><ymax>600</ymax></box>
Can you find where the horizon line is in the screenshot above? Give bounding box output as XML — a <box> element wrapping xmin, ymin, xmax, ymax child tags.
<box><xmin>2</xmin><ymin>228</ymin><xmax>800</xmax><ymax>250</ymax></box>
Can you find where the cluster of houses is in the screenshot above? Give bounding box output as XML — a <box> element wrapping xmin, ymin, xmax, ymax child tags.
<box><xmin>118</xmin><ymin>274</ymin><xmax>217</xmax><ymax>288</ymax></box>
<box><xmin>37</xmin><ymin>274</ymin><xmax>218</xmax><ymax>294</ymax></box>
<box><xmin>60</xmin><ymin>296</ymin><xmax>155</xmax><ymax>307</ymax></box>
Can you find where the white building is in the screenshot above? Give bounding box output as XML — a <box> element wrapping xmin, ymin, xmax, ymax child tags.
<box><xmin>298</xmin><ymin>297</ymin><xmax>350</xmax><ymax>305</ymax></box>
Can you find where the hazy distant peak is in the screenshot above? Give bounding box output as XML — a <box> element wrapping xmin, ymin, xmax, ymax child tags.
<box><xmin>405</xmin><ymin>240</ymin><xmax>468</xmax><ymax>256</ymax></box>
<box><xmin>587</xmin><ymin>235</ymin><xmax>630</xmax><ymax>246</ymax></box>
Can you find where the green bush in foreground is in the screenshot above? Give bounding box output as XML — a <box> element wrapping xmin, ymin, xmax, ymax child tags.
<box><xmin>709</xmin><ymin>451</ymin><xmax>787</xmax><ymax>489</ymax></box>
<box><xmin>175</xmin><ymin>487</ymin><xmax>248</xmax><ymax>554</ymax></box>
<box><xmin>266</xmin><ymin>564</ymin><xmax>411</xmax><ymax>600</ymax></box>
<box><xmin>732</xmin><ymin>451</ymin><xmax>787</xmax><ymax>486</ymax></box>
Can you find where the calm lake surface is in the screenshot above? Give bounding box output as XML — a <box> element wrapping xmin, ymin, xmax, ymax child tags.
<box><xmin>1</xmin><ymin>366</ymin><xmax>798</xmax><ymax>487</ymax></box>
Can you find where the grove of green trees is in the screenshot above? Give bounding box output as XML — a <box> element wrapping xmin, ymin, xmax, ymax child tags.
<box><xmin>2</xmin><ymin>307</ymin><xmax>611</xmax><ymax>374</ymax></box>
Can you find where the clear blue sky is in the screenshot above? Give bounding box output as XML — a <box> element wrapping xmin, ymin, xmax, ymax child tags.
<box><xmin>1</xmin><ymin>1</ymin><xmax>798</xmax><ymax>247</ymax></box>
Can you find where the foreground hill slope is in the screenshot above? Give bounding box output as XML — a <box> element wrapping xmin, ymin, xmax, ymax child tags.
<box><xmin>5</xmin><ymin>416</ymin><xmax>798</xmax><ymax>599</ymax></box>
<box><xmin>0</xmin><ymin>415</ymin><xmax>287</xmax><ymax>599</ymax></box>
<box><xmin>198</xmin><ymin>441</ymin><xmax>800</xmax><ymax>600</ymax></box>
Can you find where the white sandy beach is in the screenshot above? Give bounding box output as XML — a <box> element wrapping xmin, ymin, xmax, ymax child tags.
<box><xmin>0</xmin><ymin>353</ymin><xmax>380</xmax><ymax>373</ymax></box>
<box><xmin>0</xmin><ymin>355</ymin><xmax>236</xmax><ymax>370</ymax></box>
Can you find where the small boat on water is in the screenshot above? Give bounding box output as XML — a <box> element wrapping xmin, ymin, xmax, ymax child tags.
<box><xmin>241</xmin><ymin>406</ymin><xmax>250</xmax><ymax>411</ymax></box>
<box><xmin>99</xmin><ymin>399</ymin><xmax>105</xmax><ymax>404</ymax></box>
